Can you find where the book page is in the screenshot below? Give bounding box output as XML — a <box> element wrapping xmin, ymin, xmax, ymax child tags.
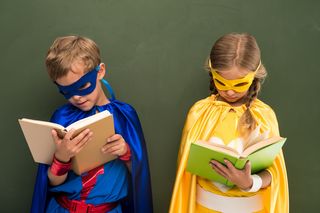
<box><xmin>66</xmin><ymin>110</ymin><xmax>111</xmax><ymax>131</ymax></box>
<box><xmin>208</xmin><ymin>136</ymin><xmax>244</xmax><ymax>156</ymax></box>
<box><xmin>19</xmin><ymin>118</ymin><xmax>64</xmax><ymax>130</ymax></box>
<box><xmin>242</xmin><ymin>136</ymin><xmax>284</xmax><ymax>157</ymax></box>
<box><xmin>196</xmin><ymin>140</ymin><xmax>240</xmax><ymax>158</ymax></box>
<box><xmin>243</xmin><ymin>125</ymin><xmax>270</xmax><ymax>150</ymax></box>
<box><xmin>18</xmin><ymin>118</ymin><xmax>65</xmax><ymax>164</ymax></box>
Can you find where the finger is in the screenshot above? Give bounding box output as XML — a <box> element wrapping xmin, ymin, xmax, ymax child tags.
<box><xmin>104</xmin><ymin>141</ymin><xmax>127</xmax><ymax>154</ymax></box>
<box><xmin>210</xmin><ymin>160</ymin><xmax>229</xmax><ymax>177</ymax></box>
<box><xmin>107</xmin><ymin>134</ymin><xmax>122</xmax><ymax>143</ymax></box>
<box><xmin>244</xmin><ymin>161</ymin><xmax>251</xmax><ymax>176</ymax></box>
<box><xmin>65</xmin><ymin>128</ymin><xmax>76</xmax><ymax>140</ymax></box>
<box><xmin>108</xmin><ymin>144</ymin><xmax>127</xmax><ymax>156</ymax></box>
<box><xmin>51</xmin><ymin>129</ymin><xmax>60</xmax><ymax>145</ymax></box>
<box><xmin>75</xmin><ymin>132</ymin><xmax>92</xmax><ymax>148</ymax></box>
<box><xmin>74</xmin><ymin>136</ymin><xmax>92</xmax><ymax>153</ymax></box>
<box><xmin>224</xmin><ymin>159</ymin><xmax>237</xmax><ymax>173</ymax></box>
<box><xmin>72</xmin><ymin>129</ymin><xmax>91</xmax><ymax>144</ymax></box>
<box><xmin>210</xmin><ymin>162</ymin><xmax>228</xmax><ymax>178</ymax></box>
<box><xmin>102</xmin><ymin>140</ymin><xmax>121</xmax><ymax>150</ymax></box>
<box><xmin>103</xmin><ymin>143</ymin><xmax>123</xmax><ymax>154</ymax></box>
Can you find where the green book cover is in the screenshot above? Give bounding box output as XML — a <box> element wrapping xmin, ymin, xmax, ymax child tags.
<box><xmin>186</xmin><ymin>137</ymin><xmax>286</xmax><ymax>186</ymax></box>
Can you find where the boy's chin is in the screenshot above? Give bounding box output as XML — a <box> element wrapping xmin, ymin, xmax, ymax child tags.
<box><xmin>72</xmin><ymin>103</ymin><xmax>94</xmax><ymax>111</ymax></box>
<box><xmin>79</xmin><ymin>107</ymin><xmax>94</xmax><ymax>111</ymax></box>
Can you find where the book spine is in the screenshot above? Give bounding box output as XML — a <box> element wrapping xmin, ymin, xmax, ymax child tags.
<box><xmin>234</xmin><ymin>158</ymin><xmax>247</xmax><ymax>170</ymax></box>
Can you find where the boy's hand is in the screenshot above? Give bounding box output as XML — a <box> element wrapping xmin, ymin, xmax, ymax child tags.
<box><xmin>102</xmin><ymin>134</ymin><xmax>128</xmax><ymax>156</ymax></box>
<box><xmin>210</xmin><ymin>159</ymin><xmax>253</xmax><ymax>190</ymax></box>
<box><xmin>52</xmin><ymin>128</ymin><xmax>93</xmax><ymax>162</ymax></box>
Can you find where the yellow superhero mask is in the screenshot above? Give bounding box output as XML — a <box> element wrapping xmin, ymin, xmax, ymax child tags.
<box><xmin>209</xmin><ymin>60</ymin><xmax>261</xmax><ymax>93</ymax></box>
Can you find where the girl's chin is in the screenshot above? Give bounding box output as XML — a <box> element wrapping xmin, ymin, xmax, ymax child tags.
<box><xmin>224</xmin><ymin>96</ymin><xmax>240</xmax><ymax>102</ymax></box>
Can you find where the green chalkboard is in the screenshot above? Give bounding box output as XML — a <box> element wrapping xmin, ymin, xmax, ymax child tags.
<box><xmin>0</xmin><ymin>0</ymin><xmax>319</xmax><ymax>212</ymax></box>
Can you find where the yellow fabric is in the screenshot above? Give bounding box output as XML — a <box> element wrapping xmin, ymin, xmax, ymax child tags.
<box><xmin>169</xmin><ymin>95</ymin><xmax>289</xmax><ymax>213</ymax></box>
<box><xmin>211</xmin><ymin>110</ymin><xmax>239</xmax><ymax>145</ymax></box>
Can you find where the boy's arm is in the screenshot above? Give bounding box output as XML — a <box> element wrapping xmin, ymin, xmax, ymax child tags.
<box><xmin>48</xmin><ymin>128</ymin><xmax>93</xmax><ymax>186</ymax></box>
<box><xmin>47</xmin><ymin>160</ymin><xmax>69</xmax><ymax>186</ymax></box>
<box><xmin>102</xmin><ymin>134</ymin><xmax>132</xmax><ymax>172</ymax></box>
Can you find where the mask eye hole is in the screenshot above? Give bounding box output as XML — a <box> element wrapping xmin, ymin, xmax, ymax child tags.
<box><xmin>214</xmin><ymin>79</ymin><xmax>226</xmax><ymax>86</ymax></box>
<box><xmin>78</xmin><ymin>82</ymin><xmax>91</xmax><ymax>90</ymax></box>
<box><xmin>234</xmin><ymin>82</ymin><xmax>248</xmax><ymax>87</ymax></box>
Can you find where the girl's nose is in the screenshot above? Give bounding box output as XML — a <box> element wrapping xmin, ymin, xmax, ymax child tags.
<box><xmin>226</xmin><ymin>90</ymin><xmax>236</xmax><ymax>96</ymax></box>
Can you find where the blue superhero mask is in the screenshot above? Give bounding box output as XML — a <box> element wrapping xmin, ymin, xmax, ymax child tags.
<box><xmin>55</xmin><ymin>65</ymin><xmax>100</xmax><ymax>99</ymax></box>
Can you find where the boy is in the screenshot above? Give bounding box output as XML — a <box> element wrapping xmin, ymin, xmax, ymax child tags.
<box><xmin>31</xmin><ymin>36</ymin><xmax>153</xmax><ymax>213</ymax></box>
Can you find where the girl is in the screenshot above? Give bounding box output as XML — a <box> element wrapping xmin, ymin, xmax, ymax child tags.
<box><xmin>169</xmin><ymin>33</ymin><xmax>288</xmax><ymax>213</ymax></box>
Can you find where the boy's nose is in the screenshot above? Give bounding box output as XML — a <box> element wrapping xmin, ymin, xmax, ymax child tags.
<box><xmin>71</xmin><ymin>95</ymin><xmax>82</xmax><ymax>100</ymax></box>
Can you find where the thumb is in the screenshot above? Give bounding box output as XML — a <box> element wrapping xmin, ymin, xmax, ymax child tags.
<box><xmin>245</xmin><ymin>160</ymin><xmax>251</xmax><ymax>175</ymax></box>
<box><xmin>51</xmin><ymin>129</ymin><xmax>61</xmax><ymax>145</ymax></box>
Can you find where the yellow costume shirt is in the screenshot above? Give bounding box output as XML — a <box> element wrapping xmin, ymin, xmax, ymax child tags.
<box><xmin>169</xmin><ymin>95</ymin><xmax>289</xmax><ymax>213</ymax></box>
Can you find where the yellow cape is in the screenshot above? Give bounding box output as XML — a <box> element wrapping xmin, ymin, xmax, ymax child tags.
<box><xmin>169</xmin><ymin>95</ymin><xmax>289</xmax><ymax>213</ymax></box>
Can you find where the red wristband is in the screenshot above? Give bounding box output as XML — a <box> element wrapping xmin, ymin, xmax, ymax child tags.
<box><xmin>50</xmin><ymin>155</ymin><xmax>72</xmax><ymax>176</ymax></box>
<box><xmin>119</xmin><ymin>143</ymin><xmax>131</xmax><ymax>162</ymax></box>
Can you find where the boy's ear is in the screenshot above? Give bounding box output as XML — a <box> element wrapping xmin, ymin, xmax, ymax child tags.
<box><xmin>97</xmin><ymin>63</ymin><xmax>106</xmax><ymax>80</ymax></box>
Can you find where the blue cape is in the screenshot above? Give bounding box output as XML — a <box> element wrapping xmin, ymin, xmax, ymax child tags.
<box><xmin>30</xmin><ymin>99</ymin><xmax>153</xmax><ymax>213</ymax></box>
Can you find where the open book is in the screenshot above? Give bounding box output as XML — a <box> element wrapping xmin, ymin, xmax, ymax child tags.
<box><xmin>18</xmin><ymin>110</ymin><xmax>117</xmax><ymax>175</ymax></box>
<box><xmin>186</xmin><ymin>127</ymin><xmax>286</xmax><ymax>186</ymax></box>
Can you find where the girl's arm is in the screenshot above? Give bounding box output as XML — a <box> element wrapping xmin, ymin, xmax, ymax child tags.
<box><xmin>210</xmin><ymin>160</ymin><xmax>271</xmax><ymax>191</ymax></box>
<box><xmin>258</xmin><ymin>169</ymin><xmax>271</xmax><ymax>189</ymax></box>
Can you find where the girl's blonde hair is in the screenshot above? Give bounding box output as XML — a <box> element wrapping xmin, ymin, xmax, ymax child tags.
<box><xmin>46</xmin><ymin>35</ymin><xmax>101</xmax><ymax>81</ymax></box>
<box><xmin>208</xmin><ymin>33</ymin><xmax>267</xmax><ymax>136</ymax></box>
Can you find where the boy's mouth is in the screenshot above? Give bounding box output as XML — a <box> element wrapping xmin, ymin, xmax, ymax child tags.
<box><xmin>77</xmin><ymin>101</ymin><xmax>88</xmax><ymax>106</ymax></box>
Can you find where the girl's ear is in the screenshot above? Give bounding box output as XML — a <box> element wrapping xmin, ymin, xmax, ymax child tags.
<box><xmin>97</xmin><ymin>63</ymin><xmax>106</xmax><ymax>80</ymax></box>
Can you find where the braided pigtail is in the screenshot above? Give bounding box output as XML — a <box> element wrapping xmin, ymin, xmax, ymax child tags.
<box><xmin>237</xmin><ymin>78</ymin><xmax>262</xmax><ymax>138</ymax></box>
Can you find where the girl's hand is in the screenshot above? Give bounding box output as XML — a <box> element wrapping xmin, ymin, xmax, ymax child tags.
<box><xmin>102</xmin><ymin>134</ymin><xmax>128</xmax><ymax>156</ymax></box>
<box><xmin>210</xmin><ymin>159</ymin><xmax>253</xmax><ymax>190</ymax></box>
<box><xmin>52</xmin><ymin>128</ymin><xmax>93</xmax><ymax>162</ymax></box>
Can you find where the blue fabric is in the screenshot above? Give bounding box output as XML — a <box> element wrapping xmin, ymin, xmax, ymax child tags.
<box><xmin>46</xmin><ymin>198</ymin><xmax>68</xmax><ymax>213</ymax></box>
<box><xmin>47</xmin><ymin>199</ymin><xmax>122</xmax><ymax>213</ymax></box>
<box><xmin>46</xmin><ymin>160</ymin><xmax>128</xmax><ymax>212</ymax></box>
<box><xmin>31</xmin><ymin>100</ymin><xmax>153</xmax><ymax>213</ymax></box>
<box><xmin>55</xmin><ymin>66</ymin><xmax>100</xmax><ymax>99</ymax></box>
<box><xmin>48</xmin><ymin>160</ymin><xmax>128</xmax><ymax>202</ymax></box>
<box><xmin>101</xmin><ymin>79</ymin><xmax>115</xmax><ymax>101</ymax></box>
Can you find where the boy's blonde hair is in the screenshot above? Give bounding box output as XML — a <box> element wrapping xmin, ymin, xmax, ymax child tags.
<box><xmin>208</xmin><ymin>33</ymin><xmax>267</xmax><ymax>136</ymax></box>
<box><xmin>46</xmin><ymin>35</ymin><xmax>101</xmax><ymax>81</ymax></box>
